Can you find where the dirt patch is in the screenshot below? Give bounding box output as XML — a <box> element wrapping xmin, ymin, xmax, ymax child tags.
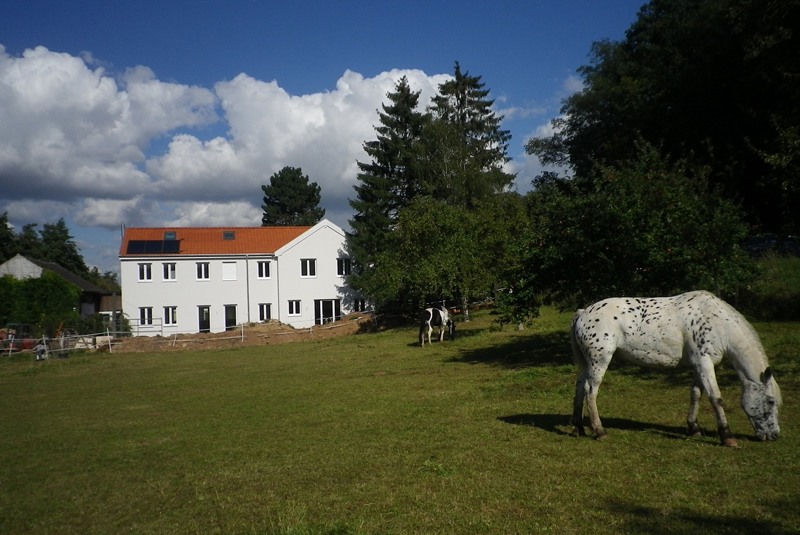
<box><xmin>109</xmin><ymin>313</ymin><xmax>375</xmax><ymax>353</ymax></box>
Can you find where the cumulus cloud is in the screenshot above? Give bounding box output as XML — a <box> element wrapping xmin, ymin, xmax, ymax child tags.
<box><xmin>146</xmin><ymin>68</ymin><xmax>449</xmax><ymax>208</ymax></box>
<box><xmin>0</xmin><ymin>45</ymin><xmax>451</xmax><ymax>245</ymax></box>
<box><xmin>0</xmin><ymin>46</ymin><xmax>217</xmax><ymax>209</ymax></box>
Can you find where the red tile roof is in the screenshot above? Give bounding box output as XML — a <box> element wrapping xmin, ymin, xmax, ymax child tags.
<box><xmin>119</xmin><ymin>226</ymin><xmax>311</xmax><ymax>256</ymax></box>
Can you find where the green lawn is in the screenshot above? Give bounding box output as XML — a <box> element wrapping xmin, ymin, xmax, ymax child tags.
<box><xmin>1</xmin><ymin>308</ymin><xmax>798</xmax><ymax>534</ymax></box>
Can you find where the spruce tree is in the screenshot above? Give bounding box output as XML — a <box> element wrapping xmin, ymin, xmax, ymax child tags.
<box><xmin>428</xmin><ymin>62</ymin><xmax>514</xmax><ymax>205</ymax></box>
<box><xmin>348</xmin><ymin>76</ymin><xmax>428</xmax><ymax>293</ymax></box>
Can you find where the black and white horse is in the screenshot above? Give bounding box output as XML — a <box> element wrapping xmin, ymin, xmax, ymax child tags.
<box><xmin>419</xmin><ymin>306</ymin><xmax>455</xmax><ymax>347</ymax></box>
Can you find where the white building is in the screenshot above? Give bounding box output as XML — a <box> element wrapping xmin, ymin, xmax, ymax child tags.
<box><xmin>119</xmin><ymin>219</ymin><xmax>362</xmax><ymax>336</ymax></box>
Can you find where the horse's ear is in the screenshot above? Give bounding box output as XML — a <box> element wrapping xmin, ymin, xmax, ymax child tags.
<box><xmin>761</xmin><ymin>367</ymin><xmax>773</xmax><ymax>384</ymax></box>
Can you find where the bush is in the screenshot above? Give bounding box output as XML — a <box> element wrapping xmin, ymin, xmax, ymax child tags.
<box><xmin>739</xmin><ymin>254</ymin><xmax>800</xmax><ymax>320</ymax></box>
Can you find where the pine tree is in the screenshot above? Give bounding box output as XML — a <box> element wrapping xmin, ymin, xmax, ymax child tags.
<box><xmin>261</xmin><ymin>166</ymin><xmax>325</xmax><ymax>226</ymax></box>
<box><xmin>428</xmin><ymin>62</ymin><xmax>514</xmax><ymax>205</ymax></box>
<box><xmin>348</xmin><ymin>76</ymin><xmax>428</xmax><ymax>292</ymax></box>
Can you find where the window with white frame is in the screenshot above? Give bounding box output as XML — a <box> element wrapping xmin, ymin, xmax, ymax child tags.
<box><xmin>162</xmin><ymin>262</ymin><xmax>176</xmax><ymax>281</ymax></box>
<box><xmin>257</xmin><ymin>260</ymin><xmax>270</xmax><ymax>279</ymax></box>
<box><xmin>138</xmin><ymin>263</ymin><xmax>152</xmax><ymax>281</ymax></box>
<box><xmin>164</xmin><ymin>306</ymin><xmax>177</xmax><ymax>325</ymax></box>
<box><xmin>337</xmin><ymin>258</ymin><xmax>351</xmax><ymax>276</ymax></box>
<box><xmin>258</xmin><ymin>303</ymin><xmax>272</xmax><ymax>321</ymax></box>
<box><xmin>288</xmin><ymin>300</ymin><xmax>301</xmax><ymax>316</ymax></box>
<box><xmin>139</xmin><ymin>307</ymin><xmax>153</xmax><ymax>325</ymax></box>
<box><xmin>196</xmin><ymin>262</ymin><xmax>210</xmax><ymax>280</ymax></box>
<box><xmin>353</xmin><ymin>298</ymin><xmax>367</xmax><ymax>312</ymax></box>
<box><xmin>222</xmin><ymin>261</ymin><xmax>237</xmax><ymax>281</ymax></box>
<box><xmin>301</xmin><ymin>259</ymin><xmax>316</xmax><ymax>277</ymax></box>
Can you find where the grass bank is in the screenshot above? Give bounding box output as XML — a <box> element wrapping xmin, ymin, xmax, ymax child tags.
<box><xmin>1</xmin><ymin>308</ymin><xmax>798</xmax><ymax>534</ymax></box>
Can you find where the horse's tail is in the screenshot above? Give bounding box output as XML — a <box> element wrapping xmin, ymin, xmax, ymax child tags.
<box><xmin>570</xmin><ymin>309</ymin><xmax>588</xmax><ymax>370</ymax></box>
<box><xmin>419</xmin><ymin>309</ymin><xmax>431</xmax><ymax>346</ymax></box>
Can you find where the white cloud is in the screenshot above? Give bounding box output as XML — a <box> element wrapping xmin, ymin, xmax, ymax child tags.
<box><xmin>74</xmin><ymin>196</ymin><xmax>148</xmax><ymax>228</ymax></box>
<box><xmin>164</xmin><ymin>201</ymin><xmax>262</xmax><ymax>227</ymax></box>
<box><xmin>145</xmin><ymin>68</ymin><xmax>449</xmax><ymax>209</ymax></box>
<box><xmin>562</xmin><ymin>74</ymin><xmax>584</xmax><ymax>95</ymax></box>
<box><xmin>0</xmin><ymin>45</ymin><xmax>217</xmax><ymax>205</ymax></box>
<box><xmin>0</xmin><ymin>45</ymin><xmax>457</xmax><ymax>270</ymax></box>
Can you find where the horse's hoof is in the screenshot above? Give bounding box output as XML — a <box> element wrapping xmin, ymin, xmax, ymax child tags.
<box><xmin>721</xmin><ymin>437</ymin><xmax>739</xmax><ymax>448</ymax></box>
<box><xmin>594</xmin><ymin>432</ymin><xmax>608</xmax><ymax>441</ymax></box>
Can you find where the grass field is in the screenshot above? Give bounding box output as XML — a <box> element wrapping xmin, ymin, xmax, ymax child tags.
<box><xmin>1</xmin><ymin>308</ymin><xmax>798</xmax><ymax>534</ymax></box>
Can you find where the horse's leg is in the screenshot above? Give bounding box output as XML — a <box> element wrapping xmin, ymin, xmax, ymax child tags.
<box><xmin>696</xmin><ymin>358</ymin><xmax>737</xmax><ymax>447</ymax></box>
<box><xmin>686</xmin><ymin>379</ymin><xmax>703</xmax><ymax>437</ymax></box>
<box><xmin>584</xmin><ymin>375</ymin><xmax>608</xmax><ymax>440</ymax></box>
<box><xmin>571</xmin><ymin>369</ymin><xmax>589</xmax><ymax>437</ymax></box>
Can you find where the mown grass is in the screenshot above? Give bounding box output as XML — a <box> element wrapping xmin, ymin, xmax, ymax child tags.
<box><xmin>1</xmin><ymin>308</ymin><xmax>798</xmax><ymax>534</ymax></box>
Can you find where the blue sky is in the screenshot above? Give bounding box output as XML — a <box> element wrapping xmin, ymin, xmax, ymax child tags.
<box><xmin>0</xmin><ymin>1</ymin><xmax>644</xmax><ymax>273</ymax></box>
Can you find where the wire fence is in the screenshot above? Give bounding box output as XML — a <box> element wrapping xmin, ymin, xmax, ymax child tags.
<box><xmin>3</xmin><ymin>328</ymin><xmax>130</xmax><ymax>359</ymax></box>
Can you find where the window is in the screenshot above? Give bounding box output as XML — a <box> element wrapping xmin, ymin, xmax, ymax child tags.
<box><xmin>301</xmin><ymin>259</ymin><xmax>316</xmax><ymax>277</ymax></box>
<box><xmin>259</xmin><ymin>303</ymin><xmax>272</xmax><ymax>321</ymax></box>
<box><xmin>139</xmin><ymin>307</ymin><xmax>153</xmax><ymax>325</ymax></box>
<box><xmin>353</xmin><ymin>298</ymin><xmax>367</xmax><ymax>312</ymax></box>
<box><xmin>337</xmin><ymin>258</ymin><xmax>351</xmax><ymax>276</ymax></box>
<box><xmin>257</xmin><ymin>260</ymin><xmax>270</xmax><ymax>279</ymax></box>
<box><xmin>164</xmin><ymin>306</ymin><xmax>177</xmax><ymax>325</ymax></box>
<box><xmin>196</xmin><ymin>262</ymin><xmax>210</xmax><ymax>280</ymax></box>
<box><xmin>223</xmin><ymin>230</ymin><xmax>235</xmax><ymax>240</ymax></box>
<box><xmin>222</xmin><ymin>262</ymin><xmax>237</xmax><ymax>281</ymax></box>
<box><xmin>288</xmin><ymin>300</ymin><xmax>301</xmax><ymax>316</ymax></box>
<box><xmin>164</xmin><ymin>231</ymin><xmax>176</xmax><ymax>240</ymax></box>
<box><xmin>163</xmin><ymin>262</ymin><xmax>176</xmax><ymax>281</ymax></box>
<box><xmin>138</xmin><ymin>263</ymin><xmax>152</xmax><ymax>281</ymax></box>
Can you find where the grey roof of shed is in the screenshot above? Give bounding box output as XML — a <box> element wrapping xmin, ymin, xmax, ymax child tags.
<box><xmin>26</xmin><ymin>257</ymin><xmax>109</xmax><ymax>295</ymax></box>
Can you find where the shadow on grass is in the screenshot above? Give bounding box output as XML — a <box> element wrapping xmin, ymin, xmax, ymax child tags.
<box><xmin>452</xmin><ymin>330</ymin><xmax>572</xmax><ymax>368</ymax></box>
<box><xmin>450</xmin><ymin>326</ymin><xmax>744</xmax><ymax>390</ymax></box>
<box><xmin>601</xmin><ymin>498</ymin><xmax>798</xmax><ymax>535</ymax></box>
<box><xmin>497</xmin><ymin>412</ymin><xmax>740</xmax><ymax>444</ymax></box>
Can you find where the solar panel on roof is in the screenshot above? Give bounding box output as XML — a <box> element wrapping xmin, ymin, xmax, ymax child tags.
<box><xmin>126</xmin><ymin>239</ymin><xmax>181</xmax><ymax>254</ymax></box>
<box><xmin>126</xmin><ymin>240</ymin><xmax>146</xmax><ymax>254</ymax></box>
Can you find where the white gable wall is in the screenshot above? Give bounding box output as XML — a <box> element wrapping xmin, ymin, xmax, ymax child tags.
<box><xmin>0</xmin><ymin>254</ymin><xmax>44</xmax><ymax>279</ymax></box>
<box><xmin>275</xmin><ymin>220</ymin><xmax>348</xmax><ymax>326</ymax></box>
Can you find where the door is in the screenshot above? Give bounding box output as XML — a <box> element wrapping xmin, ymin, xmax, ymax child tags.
<box><xmin>198</xmin><ymin>306</ymin><xmax>210</xmax><ymax>333</ymax></box>
<box><xmin>224</xmin><ymin>304</ymin><xmax>237</xmax><ymax>330</ymax></box>
<box><xmin>314</xmin><ymin>299</ymin><xmax>341</xmax><ymax>325</ymax></box>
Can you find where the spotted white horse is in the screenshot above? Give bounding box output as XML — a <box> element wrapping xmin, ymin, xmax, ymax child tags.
<box><xmin>419</xmin><ymin>306</ymin><xmax>455</xmax><ymax>347</ymax></box>
<box><xmin>570</xmin><ymin>290</ymin><xmax>781</xmax><ymax>447</ymax></box>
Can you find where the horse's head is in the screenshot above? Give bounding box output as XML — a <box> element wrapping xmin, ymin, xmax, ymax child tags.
<box><xmin>447</xmin><ymin>319</ymin><xmax>455</xmax><ymax>340</ymax></box>
<box><xmin>741</xmin><ymin>367</ymin><xmax>782</xmax><ymax>441</ymax></box>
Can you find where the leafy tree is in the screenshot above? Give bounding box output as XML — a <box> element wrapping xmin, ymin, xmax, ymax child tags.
<box><xmin>0</xmin><ymin>272</ymin><xmax>80</xmax><ymax>334</ymax></box>
<box><xmin>505</xmin><ymin>142</ymin><xmax>755</xmax><ymax>320</ymax></box>
<box><xmin>527</xmin><ymin>0</ymin><xmax>800</xmax><ymax>233</ymax></box>
<box><xmin>366</xmin><ymin>196</ymin><xmax>490</xmax><ymax>313</ymax></box>
<box><xmin>0</xmin><ymin>212</ymin><xmax>17</xmax><ymax>263</ymax></box>
<box><xmin>86</xmin><ymin>267</ymin><xmax>120</xmax><ymax>293</ymax></box>
<box><xmin>261</xmin><ymin>166</ymin><xmax>325</xmax><ymax>226</ymax></box>
<box><xmin>15</xmin><ymin>223</ymin><xmax>44</xmax><ymax>260</ymax></box>
<box><xmin>39</xmin><ymin>218</ymin><xmax>89</xmax><ymax>276</ymax></box>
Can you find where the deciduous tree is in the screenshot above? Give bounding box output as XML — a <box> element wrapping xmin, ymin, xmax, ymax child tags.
<box><xmin>527</xmin><ymin>0</ymin><xmax>800</xmax><ymax>233</ymax></box>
